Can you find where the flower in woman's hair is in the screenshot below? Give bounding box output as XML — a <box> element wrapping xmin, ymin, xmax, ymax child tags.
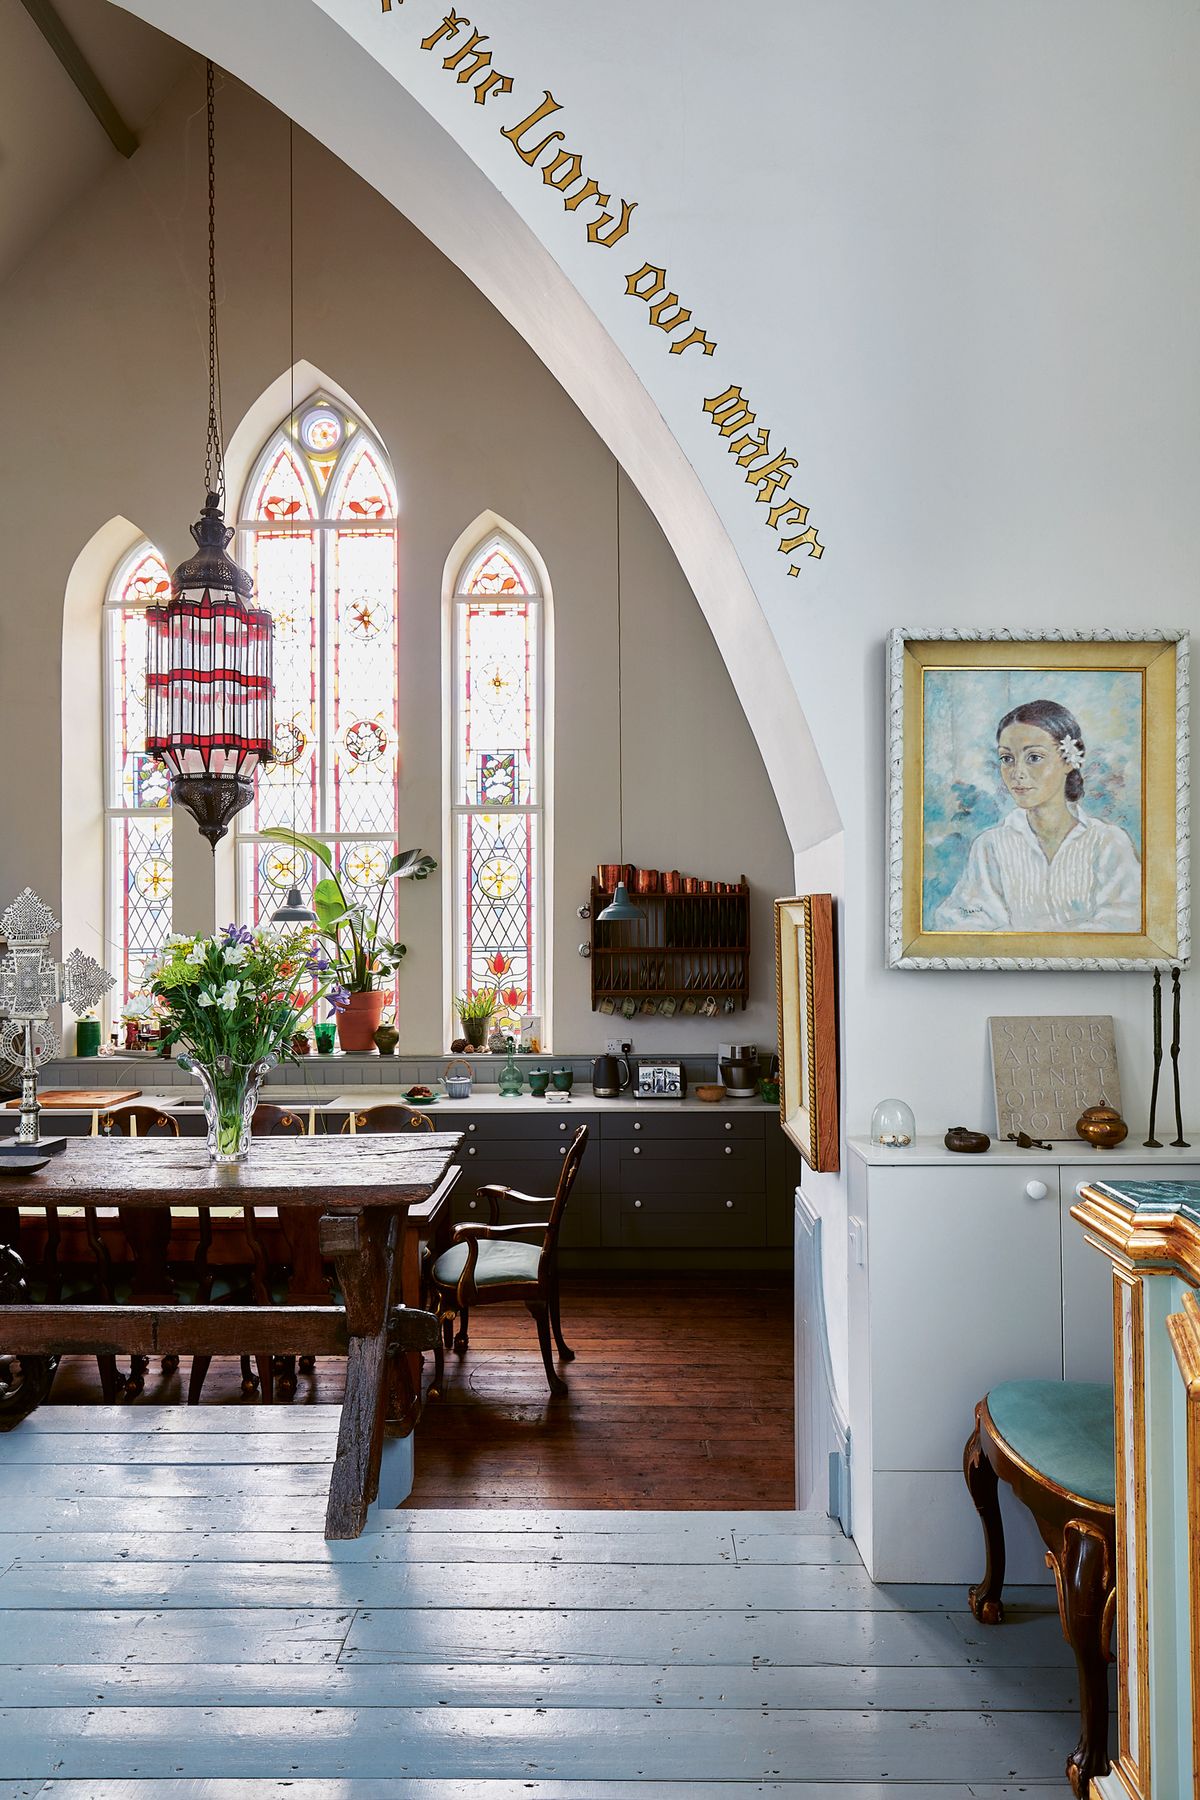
<box><xmin>327</xmin><ymin>984</ymin><xmax>351</xmax><ymax>1014</ymax></box>
<box><xmin>1058</xmin><ymin>735</ymin><xmax>1085</xmax><ymax>771</ymax></box>
<box><xmin>217</xmin><ymin>980</ymin><xmax>242</xmax><ymax>1011</ymax></box>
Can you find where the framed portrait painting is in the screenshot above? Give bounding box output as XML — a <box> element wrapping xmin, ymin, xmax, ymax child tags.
<box><xmin>887</xmin><ymin>630</ymin><xmax>1189</xmax><ymax>970</ymax></box>
<box><xmin>775</xmin><ymin>894</ymin><xmax>839</xmax><ymax>1171</ymax></box>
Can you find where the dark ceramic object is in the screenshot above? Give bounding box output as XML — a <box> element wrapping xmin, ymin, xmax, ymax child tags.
<box><xmin>944</xmin><ymin>1125</ymin><xmax>991</xmax><ymax>1154</ymax></box>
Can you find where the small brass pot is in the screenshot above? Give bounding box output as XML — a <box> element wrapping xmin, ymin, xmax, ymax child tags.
<box><xmin>1075</xmin><ymin>1102</ymin><xmax>1128</xmax><ymax>1151</ymax></box>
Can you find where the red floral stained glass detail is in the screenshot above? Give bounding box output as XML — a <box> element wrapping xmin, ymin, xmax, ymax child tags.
<box><xmin>343</xmin><ymin>719</ymin><xmax>388</xmax><ymax>764</ymax></box>
<box><xmin>335</xmin><ymin>442</ymin><xmax>397</xmax><ymax>520</ymax></box>
<box><xmin>253</xmin><ymin>445</ymin><xmax>315</xmax><ymax>523</ymax></box>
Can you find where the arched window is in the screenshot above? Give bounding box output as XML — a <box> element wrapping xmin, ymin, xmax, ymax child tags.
<box><xmin>104</xmin><ymin>542</ymin><xmax>173</xmax><ymax>1016</ymax></box>
<box><xmin>236</xmin><ymin>396</ymin><xmax>400</xmax><ymax>972</ymax></box>
<box><xmin>450</xmin><ymin>532</ymin><xmax>547</xmax><ymax>1040</ymax></box>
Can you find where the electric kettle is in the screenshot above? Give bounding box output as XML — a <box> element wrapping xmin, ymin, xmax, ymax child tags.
<box><xmin>592</xmin><ymin>1054</ymin><xmax>630</xmax><ymax>1098</ymax></box>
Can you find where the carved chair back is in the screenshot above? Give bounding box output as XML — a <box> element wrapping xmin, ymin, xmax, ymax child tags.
<box><xmin>340</xmin><ymin>1104</ymin><xmax>434</xmax><ymax>1135</ymax></box>
<box><xmin>539</xmin><ymin>1123</ymin><xmax>589</xmax><ymax>1275</ymax></box>
<box><xmin>98</xmin><ymin>1105</ymin><xmax>180</xmax><ymax>1138</ymax></box>
<box><xmin>251</xmin><ymin>1104</ymin><xmax>309</xmax><ymax>1137</ymax></box>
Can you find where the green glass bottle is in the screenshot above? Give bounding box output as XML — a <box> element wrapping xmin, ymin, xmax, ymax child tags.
<box><xmin>498</xmin><ymin>1036</ymin><xmax>524</xmax><ymax>1098</ymax></box>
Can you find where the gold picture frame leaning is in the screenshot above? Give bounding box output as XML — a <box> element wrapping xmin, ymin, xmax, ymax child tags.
<box><xmin>886</xmin><ymin>630</ymin><xmax>1189</xmax><ymax>970</ymax></box>
<box><xmin>774</xmin><ymin>894</ymin><xmax>839</xmax><ymax>1172</ymax></box>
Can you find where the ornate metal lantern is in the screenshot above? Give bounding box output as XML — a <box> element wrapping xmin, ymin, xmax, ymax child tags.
<box><xmin>146</xmin><ymin>493</ymin><xmax>273</xmax><ymax>847</ymax></box>
<box><xmin>145</xmin><ymin>60</ymin><xmax>273</xmax><ymax>849</ymax></box>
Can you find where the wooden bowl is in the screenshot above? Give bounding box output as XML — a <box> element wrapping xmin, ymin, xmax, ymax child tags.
<box><xmin>695</xmin><ymin>1083</ymin><xmax>725</xmax><ymax>1103</ymax></box>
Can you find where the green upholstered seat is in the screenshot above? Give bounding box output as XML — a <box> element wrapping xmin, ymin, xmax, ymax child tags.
<box><xmin>987</xmin><ymin>1379</ymin><xmax>1115</xmax><ymax>1508</ymax></box>
<box><xmin>432</xmin><ymin>1239</ymin><xmax>540</xmax><ymax>1289</ymax></box>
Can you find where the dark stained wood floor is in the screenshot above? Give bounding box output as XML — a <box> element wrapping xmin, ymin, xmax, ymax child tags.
<box><xmin>46</xmin><ymin>1274</ymin><xmax>795</xmax><ymax>1511</ymax></box>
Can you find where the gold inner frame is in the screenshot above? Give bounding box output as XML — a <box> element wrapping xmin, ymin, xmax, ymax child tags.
<box><xmin>775</xmin><ymin>895</ymin><xmax>817</xmax><ymax>1167</ymax></box>
<box><xmin>900</xmin><ymin>637</ymin><xmax>1179</xmax><ymax>963</ymax></box>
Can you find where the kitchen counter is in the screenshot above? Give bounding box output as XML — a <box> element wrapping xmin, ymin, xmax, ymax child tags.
<box><xmin>10</xmin><ymin>1088</ymin><xmax>776</xmax><ymax>1117</ymax></box>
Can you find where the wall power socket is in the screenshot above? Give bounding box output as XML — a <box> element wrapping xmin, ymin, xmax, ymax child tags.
<box><xmin>605</xmin><ymin>1039</ymin><xmax>631</xmax><ymax>1055</ymax></box>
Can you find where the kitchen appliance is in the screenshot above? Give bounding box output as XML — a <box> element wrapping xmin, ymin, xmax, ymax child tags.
<box><xmin>719</xmin><ymin>1042</ymin><xmax>760</xmax><ymax>1099</ymax></box>
<box><xmin>633</xmin><ymin>1057</ymin><xmax>687</xmax><ymax>1100</ymax></box>
<box><xmin>591</xmin><ymin>1053</ymin><xmax>630</xmax><ymax>1098</ymax></box>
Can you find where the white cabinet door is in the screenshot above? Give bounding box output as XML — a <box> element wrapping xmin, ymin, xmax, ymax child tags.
<box><xmin>868</xmin><ymin>1162</ymin><xmax>1062</xmax><ymax>1471</ymax></box>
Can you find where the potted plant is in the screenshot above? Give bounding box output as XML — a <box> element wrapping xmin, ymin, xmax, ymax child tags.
<box><xmin>262</xmin><ymin>828</ymin><xmax>436</xmax><ymax>1052</ymax></box>
<box><xmin>144</xmin><ymin>923</ymin><xmax>333</xmax><ymax>1162</ymax></box>
<box><xmin>455</xmin><ymin>988</ymin><xmax>498</xmax><ymax>1050</ymax></box>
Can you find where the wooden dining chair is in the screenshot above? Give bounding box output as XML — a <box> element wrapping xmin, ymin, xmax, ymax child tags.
<box><xmin>340</xmin><ymin>1104</ymin><xmax>434</xmax><ymax>1134</ymax></box>
<box><xmin>426</xmin><ymin>1123</ymin><xmax>588</xmax><ymax>1396</ymax></box>
<box><xmin>98</xmin><ymin>1105</ymin><xmax>182</xmax><ymax>1395</ymax></box>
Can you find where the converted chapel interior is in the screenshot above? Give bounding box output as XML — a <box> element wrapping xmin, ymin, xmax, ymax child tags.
<box><xmin>0</xmin><ymin>1</ymin><xmax>1197</xmax><ymax>1794</ymax></box>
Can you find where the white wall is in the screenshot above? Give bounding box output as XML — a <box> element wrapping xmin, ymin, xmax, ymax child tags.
<box><xmin>0</xmin><ymin>69</ymin><xmax>792</xmax><ymax>1055</ymax></box>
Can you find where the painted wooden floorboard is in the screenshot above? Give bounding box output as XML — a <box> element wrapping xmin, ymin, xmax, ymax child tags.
<box><xmin>0</xmin><ymin>1705</ymin><xmax>1079</xmax><ymax>1782</ymax></box>
<box><xmin>23</xmin><ymin>1783</ymin><xmax>1069</xmax><ymax>1797</ymax></box>
<box><xmin>0</xmin><ymin>1560</ymin><xmax>1053</xmax><ymax>1615</ymax></box>
<box><xmin>0</xmin><ymin>1658</ymin><xmax>1083</xmax><ymax>1712</ymax></box>
<box><xmin>0</xmin><ymin>1609</ymin><xmax>353</xmax><ymax>1664</ymax></box>
<box><xmin>3</xmin><ymin>1433</ymin><xmax>343</xmax><ymax>1464</ymax></box>
<box><xmin>19</xmin><ymin>1407</ymin><xmax>344</xmax><ymax>1433</ymax></box>
<box><xmin>0</xmin><ymin>1464</ymin><xmax>335</xmax><ymax>1498</ymax></box>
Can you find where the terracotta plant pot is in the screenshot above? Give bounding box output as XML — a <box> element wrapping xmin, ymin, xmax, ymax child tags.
<box><xmin>336</xmin><ymin>989</ymin><xmax>386</xmax><ymax>1053</ymax></box>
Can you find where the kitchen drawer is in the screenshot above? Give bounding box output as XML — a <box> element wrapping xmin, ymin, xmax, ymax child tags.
<box><xmin>611</xmin><ymin>1191</ymin><xmax>766</xmax><ymax>1250</ymax></box>
<box><xmin>603</xmin><ymin>1109</ymin><xmax>766</xmax><ymax>1141</ymax></box>
<box><xmin>447</xmin><ymin>1109</ymin><xmax>598</xmax><ymax>1143</ymax></box>
<box><xmin>603</xmin><ymin>1138</ymin><xmax>763</xmax><ymax>1200</ymax></box>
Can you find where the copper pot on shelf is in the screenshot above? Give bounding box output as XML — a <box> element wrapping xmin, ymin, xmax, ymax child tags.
<box><xmin>635</xmin><ymin>868</ymin><xmax>660</xmax><ymax>894</ymax></box>
<box><xmin>598</xmin><ymin>863</ymin><xmax>622</xmax><ymax>892</ymax></box>
<box><xmin>699</xmin><ymin>880</ymin><xmax>713</xmax><ymax>894</ymax></box>
<box><xmin>662</xmin><ymin>870</ymin><xmax>681</xmax><ymax>895</ymax></box>
<box><xmin>682</xmin><ymin>876</ymin><xmax>699</xmax><ymax>894</ymax></box>
<box><xmin>1076</xmin><ymin>1101</ymin><xmax>1129</xmax><ymax>1151</ymax></box>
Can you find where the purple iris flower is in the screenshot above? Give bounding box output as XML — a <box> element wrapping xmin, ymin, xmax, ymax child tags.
<box><xmin>327</xmin><ymin>984</ymin><xmax>351</xmax><ymax>1014</ymax></box>
<box><xmin>306</xmin><ymin>952</ymin><xmax>330</xmax><ymax>975</ymax></box>
<box><xmin>222</xmin><ymin>923</ymin><xmax>255</xmax><ymax>946</ymax></box>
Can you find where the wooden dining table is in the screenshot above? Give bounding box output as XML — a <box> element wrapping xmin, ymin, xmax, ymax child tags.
<box><xmin>0</xmin><ymin>1133</ymin><xmax>461</xmax><ymax>1538</ymax></box>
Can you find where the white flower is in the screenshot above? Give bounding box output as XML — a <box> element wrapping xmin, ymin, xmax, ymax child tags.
<box><xmin>186</xmin><ymin>944</ymin><xmax>207</xmax><ymax>966</ymax></box>
<box><xmin>217</xmin><ymin>980</ymin><xmax>241</xmax><ymax>1011</ymax></box>
<box><xmin>197</xmin><ymin>989</ymin><xmax>216</xmax><ymax>1008</ymax></box>
<box><xmin>1058</xmin><ymin>734</ymin><xmax>1085</xmax><ymax>771</ymax></box>
<box><xmin>223</xmin><ymin>945</ymin><xmax>248</xmax><ymax>966</ymax></box>
<box><xmin>141</xmin><ymin>957</ymin><xmax>163</xmax><ymax>980</ymax></box>
<box><xmin>167</xmin><ymin>933</ymin><xmax>192</xmax><ymax>946</ymax></box>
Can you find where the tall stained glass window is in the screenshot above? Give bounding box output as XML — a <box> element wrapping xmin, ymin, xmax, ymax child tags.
<box><xmin>451</xmin><ymin>533</ymin><xmax>545</xmax><ymax>1038</ymax></box>
<box><xmin>236</xmin><ymin>397</ymin><xmax>400</xmax><ymax>987</ymax></box>
<box><xmin>104</xmin><ymin>542</ymin><xmax>174</xmax><ymax>1014</ymax></box>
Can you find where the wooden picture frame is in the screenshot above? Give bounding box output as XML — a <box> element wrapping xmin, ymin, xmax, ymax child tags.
<box><xmin>886</xmin><ymin>629</ymin><xmax>1190</xmax><ymax>970</ymax></box>
<box><xmin>774</xmin><ymin>894</ymin><xmax>839</xmax><ymax>1172</ymax></box>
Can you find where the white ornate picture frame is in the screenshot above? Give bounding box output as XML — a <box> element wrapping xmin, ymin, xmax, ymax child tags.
<box><xmin>886</xmin><ymin>630</ymin><xmax>1190</xmax><ymax>971</ymax></box>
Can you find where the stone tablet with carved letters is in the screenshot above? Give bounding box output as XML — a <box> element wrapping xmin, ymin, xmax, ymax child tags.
<box><xmin>988</xmin><ymin>1015</ymin><xmax>1121</xmax><ymax>1141</ymax></box>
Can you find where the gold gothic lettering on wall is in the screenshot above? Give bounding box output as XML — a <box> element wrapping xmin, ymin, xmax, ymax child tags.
<box><xmin>378</xmin><ymin>0</ymin><xmax>824</xmax><ymax>571</ymax></box>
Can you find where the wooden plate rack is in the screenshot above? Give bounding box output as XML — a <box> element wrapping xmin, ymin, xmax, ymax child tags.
<box><xmin>589</xmin><ymin>877</ymin><xmax>750</xmax><ymax>1011</ymax></box>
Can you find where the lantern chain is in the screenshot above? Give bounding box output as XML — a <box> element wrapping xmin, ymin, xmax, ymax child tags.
<box><xmin>204</xmin><ymin>59</ymin><xmax>225</xmax><ymax>507</ymax></box>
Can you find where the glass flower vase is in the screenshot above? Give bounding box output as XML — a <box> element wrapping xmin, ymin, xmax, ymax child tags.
<box><xmin>182</xmin><ymin>1054</ymin><xmax>277</xmax><ymax>1163</ymax></box>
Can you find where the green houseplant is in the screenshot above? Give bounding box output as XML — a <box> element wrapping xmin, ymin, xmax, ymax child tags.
<box><xmin>455</xmin><ymin>988</ymin><xmax>498</xmax><ymax>1050</ymax></box>
<box><xmin>262</xmin><ymin>828</ymin><xmax>436</xmax><ymax>1051</ymax></box>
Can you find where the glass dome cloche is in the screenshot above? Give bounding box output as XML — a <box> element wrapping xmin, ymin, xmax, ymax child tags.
<box><xmin>871</xmin><ymin>1098</ymin><xmax>916</xmax><ymax>1148</ymax></box>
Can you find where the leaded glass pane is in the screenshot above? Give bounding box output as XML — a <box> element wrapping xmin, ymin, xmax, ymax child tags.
<box><xmin>330</xmin><ymin>529</ymin><xmax>399</xmax><ymax>838</ymax></box>
<box><xmin>459</xmin><ymin>540</ymin><xmax>535</xmax><ymax>597</ymax></box>
<box><xmin>251</xmin><ymin>443</ymin><xmax>315</xmax><ymax>521</ymax></box>
<box><xmin>333</xmin><ymin>441</ymin><xmax>397</xmax><ymax>519</ymax></box>
<box><xmin>245</xmin><ymin>527</ymin><xmax>318</xmax><ymax>835</ymax></box>
<box><xmin>456</xmin><ymin>811</ymin><xmax>538</xmax><ymax>1030</ymax></box>
<box><xmin>107</xmin><ymin>592</ymin><xmax>170</xmax><ymax>811</ymax></box>
<box><xmin>108</xmin><ymin>814</ymin><xmax>172</xmax><ymax>1010</ymax></box>
<box><xmin>455</xmin><ymin>598</ymin><xmax>538</xmax><ymax>806</ymax></box>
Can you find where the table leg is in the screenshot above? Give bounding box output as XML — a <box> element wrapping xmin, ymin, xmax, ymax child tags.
<box><xmin>319</xmin><ymin>1208</ymin><xmax>396</xmax><ymax>1540</ymax></box>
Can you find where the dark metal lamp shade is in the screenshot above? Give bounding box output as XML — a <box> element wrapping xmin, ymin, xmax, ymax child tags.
<box><xmin>145</xmin><ymin>493</ymin><xmax>274</xmax><ymax>848</ymax></box>
<box><xmin>271</xmin><ymin>887</ymin><xmax>318</xmax><ymax>925</ymax></box>
<box><xmin>597</xmin><ymin>880</ymin><xmax>643</xmax><ymax>924</ymax></box>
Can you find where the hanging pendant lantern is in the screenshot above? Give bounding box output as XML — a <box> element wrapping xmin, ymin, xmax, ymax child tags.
<box><xmin>145</xmin><ymin>60</ymin><xmax>274</xmax><ymax>851</ymax></box>
<box><xmin>146</xmin><ymin>493</ymin><xmax>274</xmax><ymax>848</ymax></box>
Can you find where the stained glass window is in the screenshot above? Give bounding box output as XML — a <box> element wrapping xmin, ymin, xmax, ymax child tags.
<box><xmin>104</xmin><ymin>542</ymin><xmax>174</xmax><ymax>1015</ymax></box>
<box><xmin>236</xmin><ymin>397</ymin><xmax>401</xmax><ymax>1000</ymax></box>
<box><xmin>451</xmin><ymin>534</ymin><xmax>545</xmax><ymax>1038</ymax></box>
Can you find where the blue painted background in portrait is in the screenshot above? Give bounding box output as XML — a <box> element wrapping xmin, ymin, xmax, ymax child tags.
<box><xmin>921</xmin><ymin>669</ymin><xmax>1143</xmax><ymax>929</ymax></box>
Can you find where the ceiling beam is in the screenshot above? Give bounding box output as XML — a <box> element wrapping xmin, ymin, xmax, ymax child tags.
<box><xmin>19</xmin><ymin>0</ymin><xmax>138</xmax><ymax>159</ymax></box>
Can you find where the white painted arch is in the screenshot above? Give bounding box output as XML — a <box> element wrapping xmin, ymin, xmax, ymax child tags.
<box><xmin>109</xmin><ymin>0</ymin><xmax>839</xmax><ymax>861</ymax></box>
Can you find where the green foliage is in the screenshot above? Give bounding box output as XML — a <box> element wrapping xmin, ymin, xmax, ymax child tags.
<box><xmin>455</xmin><ymin>989</ymin><xmax>498</xmax><ymax>1021</ymax></box>
<box><xmin>262</xmin><ymin>828</ymin><xmax>438</xmax><ymax>994</ymax></box>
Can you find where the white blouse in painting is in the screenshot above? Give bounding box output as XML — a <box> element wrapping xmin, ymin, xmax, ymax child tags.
<box><xmin>933</xmin><ymin>804</ymin><xmax>1142</xmax><ymax>933</ymax></box>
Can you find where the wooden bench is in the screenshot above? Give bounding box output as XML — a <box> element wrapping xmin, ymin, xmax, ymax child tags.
<box><xmin>964</xmin><ymin>1380</ymin><xmax>1116</xmax><ymax>1798</ymax></box>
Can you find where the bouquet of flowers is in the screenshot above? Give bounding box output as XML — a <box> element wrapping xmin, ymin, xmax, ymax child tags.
<box><xmin>145</xmin><ymin>923</ymin><xmax>331</xmax><ymax>1161</ymax></box>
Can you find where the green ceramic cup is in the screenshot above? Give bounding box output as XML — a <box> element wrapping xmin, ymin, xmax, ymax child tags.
<box><xmin>314</xmin><ymin>1021</ymin><xmax>336</xmax><ymax>1055</ymax></box>
<box><xmin>528</xmin><ymin>1069</ymin><xmax>551</xmax><ymax>1096</ymax></box>
<box><xmin>551</xmin><ymin>1067</ymin><xmax>574</xmax><ymax>1092</ymax></box>
<box><xmin>75</xmin><ymin>1018</ymin><xmax>101</xmax><ymax>1058</ymax></box>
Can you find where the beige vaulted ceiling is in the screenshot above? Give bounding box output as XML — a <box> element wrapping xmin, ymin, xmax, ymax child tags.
<box><xmin>0</xmin><ymin>0</ymin><xmax>192</xmax><ymax>285</ymax></box>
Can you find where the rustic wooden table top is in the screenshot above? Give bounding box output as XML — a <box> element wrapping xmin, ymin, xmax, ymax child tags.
<box><xmin>0</xmin><ymin>1133</ymin><xmax>462</xmax><ymax>1209</ymax></box>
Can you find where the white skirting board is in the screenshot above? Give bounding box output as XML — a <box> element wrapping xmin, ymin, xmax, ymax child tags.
<box><xmin>793</xmin><ymin>1186</ymin><xmax>850</xmax><ymax>1531</ymax></box>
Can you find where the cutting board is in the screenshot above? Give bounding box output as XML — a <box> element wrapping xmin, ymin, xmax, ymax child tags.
<box><xmin>6</xmin><ymin>1088</ymin><xmax>142</xmax><ymax>1109</ymax></box>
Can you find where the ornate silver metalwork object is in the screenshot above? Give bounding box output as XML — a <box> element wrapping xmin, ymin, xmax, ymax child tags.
<box><xmin>0</xmin><ymin>888</ymin><xmax>114</xmax><ymax>1153</ymax></box>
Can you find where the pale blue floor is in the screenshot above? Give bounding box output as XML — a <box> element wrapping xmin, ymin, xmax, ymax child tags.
<box><xmin>0</xmin><ymin>1408</ymin><xmax>1078</xmax><ymax>1794</ymax></box>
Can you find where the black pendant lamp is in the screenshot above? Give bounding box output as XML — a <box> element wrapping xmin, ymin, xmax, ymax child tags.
<box><xmin>270</xmin><ymin>120</ymin><xmax>317</xmax><ymax>926</ymax></box>
<box><xmin>597</xmin><ymin>469</ymin><xmax>643</xmax><ymax>925</ymax></box>
<box><xmin>145</xmin><ymin>61</ymin><xmax>274</xmax><ymax>850</ymax></box>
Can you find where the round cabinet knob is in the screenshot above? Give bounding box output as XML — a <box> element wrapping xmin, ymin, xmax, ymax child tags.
<box><xmin>724</xmin><ymin>1145</ymin><xmax>733</xmax><ymax>1155</ymax></box>
<box><xmin>725</xmin><ymin>1199</ymin><xmax>734</xmax><ymax>1209</ymax></box>
<box><xmin>467</xmin><ymin>1146</ymin><xmax>477</xmax><ymax>1157</ymax></box>
<box><xmin>633</xmin><ymin>1145</ymin><xmax>641</xmax><ymax>1155</ymax></box>
<box><xmin>1024</xmin><ymin>1179</ymin><xmax>1049</xmax><ymax>1201</ymax></box>
<box><xmin>634</xmin><ymin>1199</ymin><xmax>642</xmax><ymax>1209</ymax></box>
<box><xmin>560</xmin><ymin>1146</ymin><xmax>567</xmax><ymax>1155</ymax></box>
<box><xmin>559</xmin><ymin>1121</ymin><xmax>567</xmax><ymax>1131</ymax></box>
<box><xmin>468</xmin><ymin>1199</ymin><xmax>477</xmax><ymax>1209</ymax></box>
<box><xmin>724</xmin><ymin>1121</ymin><xmax>733</xmax><ymax>1131</ymax></box>
<box><xmin>468</xmin><ymin>1123</ymin><xmax>476</xmax><ymax>1133</ymax></box>
<box><xmin>633</xmin><ymin>1122</ymin><xmax>641</xmax><ymax>1131</ymax></box>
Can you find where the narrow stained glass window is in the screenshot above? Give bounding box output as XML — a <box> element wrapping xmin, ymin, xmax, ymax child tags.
<box><xmin>104</xmin><ymin>543</ymin><xmax>174</xmax><ymax>1016</ymax></box>
<box><xmin>236</xmin><ymin>397</ymin><xmax>401</xmax><ymax>1003</ymax></box>
<box><xmin>451</xmin><ymin>534</ymin><xmax>545</xmax><ymax>1039</ymax></box>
